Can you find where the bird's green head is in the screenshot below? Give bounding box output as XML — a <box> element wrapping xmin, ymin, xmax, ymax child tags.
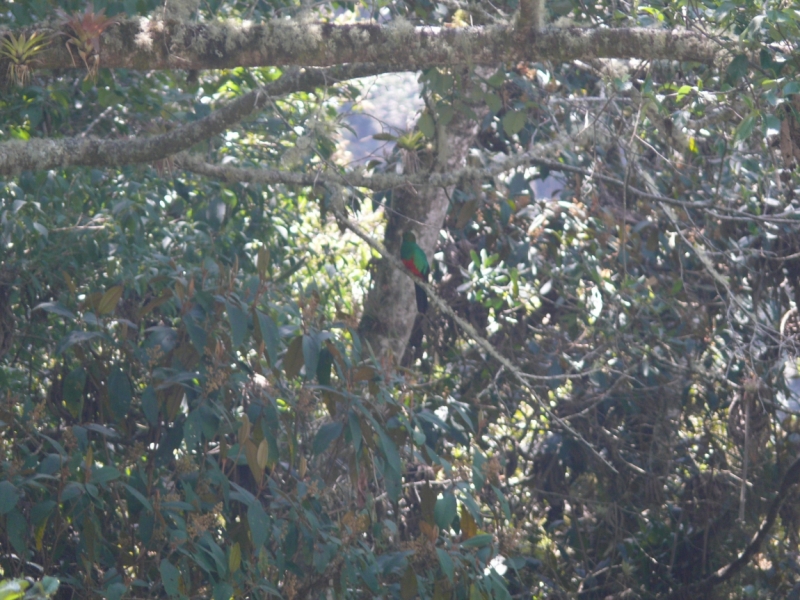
<box><xmin>402</xmin><ymin>231</ymin><xmax>417</xmax><ymax>244</ymax></box>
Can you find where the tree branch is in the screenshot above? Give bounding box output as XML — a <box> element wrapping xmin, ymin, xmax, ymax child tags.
<box><xmin>21</xmin><ymin>19</ymin><xmax>722</xmax><ymax>72</ymax></box>
<box><xmin>0</xmin><ymin>63</ymin><xmax>386</xmax><ymax>176</ymax></box>
<box><xmin>517</xmin><ymin>0</ymin><xmax>544</xmax><ymax>33</ymax></box>
<box><xmin>177</xmin><ymin>146</ymin><xmax>712</xmax><ymax>211</ymax></box>
<box><xmin>664</xmin><ymin>456</ymin><xmax>800</xmax><ymax>599</ymax></box>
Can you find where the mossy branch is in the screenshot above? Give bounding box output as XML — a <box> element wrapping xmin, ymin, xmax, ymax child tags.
<box><xmin>517</xmin><ymin>0</ymin><xmax>545</xmax><ymax>34</ymax></box>
<box><xmin>12</xmin><ymin>18</ymin><xmax>722</xmax><ymax>73</ymax></box>
<box><xmin>0</xmin><ymin>63</ymin><xmax>385</xmax><ymax>176</ymax></box>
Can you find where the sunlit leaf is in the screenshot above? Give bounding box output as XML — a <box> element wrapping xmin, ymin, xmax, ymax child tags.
<box><xmin>97</xmin><ymin>285</ymin><xmax>123</xmax><ymax>315</ymax></box>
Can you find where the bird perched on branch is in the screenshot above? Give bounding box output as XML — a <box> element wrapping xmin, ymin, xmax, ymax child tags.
<box><xmin>401</xmin><ymin>231</ymin><xmax>430</xmax><ymax>313</ymax></box>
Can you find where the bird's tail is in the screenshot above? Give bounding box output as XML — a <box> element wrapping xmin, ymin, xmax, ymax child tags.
<box><xmin>414</xmin><ymin>283</ymin><xmax>428</xmax><ymax>314</ymax></box>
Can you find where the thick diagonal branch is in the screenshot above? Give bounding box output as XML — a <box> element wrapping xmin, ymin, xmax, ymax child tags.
<box><xmin>0</xmin><ymin>63</ymin><xmax>385</xmax><ymax>176</ymax></box>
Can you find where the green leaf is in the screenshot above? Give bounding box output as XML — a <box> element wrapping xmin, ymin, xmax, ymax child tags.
<box><xmin>6</xmin><ymin>509</ymin><xmax>26</xmax><ymax>555</ymax></box>
<box><xmin>487</xmin><ymin>70</ymin><xmax>505</xmax><ymax>88</ymax></box>
<box><xmin>56</xmin><ymin>331</ymin><xmax>105</xmax><ymax>354</ymax></box>
<box><xmin>38</xmin><ymin>577</ymin><xmax>59</xmax><ymax>597</ymax></box>
<box><xmin>248</xmin><ymin>501</ymin><xmax>270</xmax><ymax>549</ymax></box>
<box><xmin>103</xmin><ymin>583</ymin><xmax>126</xmax><ymax>600</ymax></box>
<box><xmin>376</xmin><ymin>426</ymin><xmax>402</xmax><ymax>475</ymax></box>
<box><xmin>348</xmin><ymin>410</ymin><xmax>362</xmax><ymax>452</ymax></box>
<box><xmin>0</xmin><ymin>481</ymin><xmax>20</xmax><ymax>515</ymax></box>
<box><xmin>434</xmin><ymin>492</ymin><xmax>457</xmax><ymax>530</ymax></box>
<box><xmin>33</xmin><ymin>302</ymin><xmax>75</xmax><ymax>321</ymax></box>
<box><xmin>229</xmin><ymin>542</ymin><xmax>241</xmax><ymax>573</ymax></box>
<box><xmin>159</xmin><ymin>560</ymin><xmax>181</xmax><ymax>597</ymax></box>
<box><xmin>676</xmin><ymin>85</ymin><xmax>693</xmax><ymax>102</ymax></box>
<box><xmin>472</xmin><ymin>450</ymin><xmax>486</xmax><ymax>491</ymax></box>
<box><xmin>302</xmin><ymin>333</ymin><xmax>320</xmax><ymax>381</ymax></box>
<box><xmin>726</xmin><ymin>54</ymin><xmax>748</xmax><ymax>82</ymax></box>
<box><xmin>108</xmin><ymin>367</ymin><xmax>132</xmax><ymax>421</ymax></box>
<box><xmin>62</xmin><ymin>367</ymin><xmax>85</xmax><ymax>419</ymax></box>
<box><xmin>122</xmin><ymin>483</ymin><xmax>153</xmax><ymax>513</ymax></box>
<box><xmin>284</xmin><ymin>335</ymin><xmax>304</xmax><ymax>379</ymax></box>
<box><xmin>502</xmin><ymin>110</ymin><xmax>526</xmax><ymax>136</ymax></box>
<box><xmin>735</xmin><ymin>113</ymin><xmax>758</xmax><ymax>142</ymax></box>
<box><xmin>437</xmin><ymin>104</ymin><xmax>454</xmax><ymax>126</ymax></box>
<box><xmin>97</xmin><ymin>285</ymin><xmax>123</xmax><ymax>315</ymax></box>
<box><xmin>316</xmin><ymin>347</ymin><xmax>333</xmax><ymax>386</ymax></box>
<box><xmin>765</xmin><ymin>114</ymin><xmax>781</xmax><ymax>137</ymax></box>
<box><xmin>436</xmin><ymin>548</ymin><xmax>455</xmax><ymax>583</ymax></box>
<box><xmin>183</xmin><ymin>313</ymin><xmax>207</xmax><ymax>354</ymax></box>
<box><xmin>213</xmin><ymin>583</ymin><xmax>234</xmax><ymax>600</ymax></box>
<box><xmin>785</xmin><ymin>81</ymin><xmax>800</xmax><ymax>95</ymax></box>
<box><xmin>313</xmin><ymin>421</ymin><xmax>343</xmax><ymax>455</ymax></box>
<box><xmin>256</xmin><ymin>311</ymin><xmax>279</xmax><ymax>366</ymax></box>
<box><xmin>98</xmin><ymin>88</ymin><xmax>123</xmax><ymax>108</ymax></box>
<box><xmin>226</xmin><ymin>300</ymin><xmax>248</xmax><ymax>348</ymax></box>
<box><xmin>31</xmin><ymin>501</ymin><xmax>56</xmax><ymax>526</ymax></box>
<box><xmin>400</xmin><ymin>565</ymin><xmax>418</xmax><ymax>600</ymax></box>
<box><xmin>485</xmin><ymin>93</ymin><xmax>502</xmax><ymax>115</ymax></box>
<box><xmin>461</xmin><ymin>533</ymin><xmax>494</xmax><ymax>548</ymax></box>
<box><xmin>257</xmin><ymin>246</ymin><xmax>271</xmax><ymax>279</ymax></box>
<box><xmin>142</xmin><ymin>385</ymin><xmax>159</xmax><ymax>426</ymax></box>
<box><xmin>419</xmin><ymin>112</ymin><xmax>435</xmax><ymax>138</ymax></box>
<box><xmin>360</xmin><ymin>564</ymin><xmax>380</xmax><ymax>593</ymax></box>
<box><xmin>92</xmin><ymin>466</ymin><xmax>121</xmax><ymax>485</ymax></box>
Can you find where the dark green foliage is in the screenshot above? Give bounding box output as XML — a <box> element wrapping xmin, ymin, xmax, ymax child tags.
<box><xmin>3</xmin><ymin>0</ymin><xmax>800</xmax><ymax>599</ymax></box>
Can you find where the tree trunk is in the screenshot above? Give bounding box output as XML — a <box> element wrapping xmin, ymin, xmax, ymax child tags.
<box><xmin>359</xmin><ymin>71</ymin><xmax>481</xmax><ymax>363</ymax></box>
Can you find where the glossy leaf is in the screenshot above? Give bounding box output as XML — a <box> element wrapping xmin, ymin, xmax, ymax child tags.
<box><xmin>313</xmin><ymin>421</ymin><xmax>343</xmax><ymax>455</ymax></box>
<box><xmin>159</xmin><ymin>560</ymin><xmax>181</xmax><ymax>597</ymax></box>
<box><xmin>248</xmin><ymin>501</ymin><xmax>269</xmax><ymax>549</ymax></box>
<box><xmin>0</xmin><ymin>481</ymin><xmax>19</xmax><ymax>515</ymax></box>
<box><xmin>226</xmin><ymin>299</ymin><xmax>248</xmax><ymax>348</ymax></box>
<box><xmin>434</xmin><ymin>492</ymin><xmax>457</xmax><ymax>531</ymax></box>
<box><xmin>108</xmin><ymin>366</ymin><xmax>132</xmax><ymax>420</ymax></box>
<box><xmin>256</xmin><ymin>310</ymin><xmax>279</xmax><ymax>366</ymax></box>
<box><xmin>284</xmin><ymin>335</ymin><xmax>304</xmax><ymax>379</ymax></box>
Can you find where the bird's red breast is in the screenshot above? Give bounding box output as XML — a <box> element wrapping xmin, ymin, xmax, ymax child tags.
<box><xmin>403</xmin><ymin>258</ymin><xmax>424</xmax><ymax>279</ymax></box>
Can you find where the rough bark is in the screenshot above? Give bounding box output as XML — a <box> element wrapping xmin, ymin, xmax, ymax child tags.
<box><xmin>358</xmin><ymin>73</ymin><xmax>482</xmax><ymax>363</ymax></box>
<box><xmin>15</xmin><ymin>19</ymin><xmax>721</xmax><ymax>72</ymax></box>
<box><xmin>0</xmin><ymin>63</ymin><xmax>385</xmax><ymax>176</ymax></box>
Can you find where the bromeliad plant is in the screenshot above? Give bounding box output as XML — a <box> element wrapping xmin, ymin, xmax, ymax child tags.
<box><xmin>58</xmin><ymin>6</ymin><xmax>116</xmax><ymax>80</ymax></box>
<box><xmin>0</xmin><ymin>31</ymin><xmax>49</xmax><ymax>86</ymax></box>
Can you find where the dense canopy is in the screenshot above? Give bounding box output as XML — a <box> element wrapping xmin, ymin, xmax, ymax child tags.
<box><xmin>2</xmin><ymin>0</ymin><xmax>800</xmax><ymax>599</ymax></box>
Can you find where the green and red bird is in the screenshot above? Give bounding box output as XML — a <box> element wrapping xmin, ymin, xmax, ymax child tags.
<box><xmin>401</xmin><ymin>231</ymin><xmax>430</xmax><ymax>313</ymax></box>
